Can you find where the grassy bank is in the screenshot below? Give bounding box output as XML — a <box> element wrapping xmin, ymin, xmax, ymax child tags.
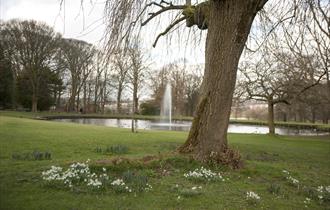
<box><xmin>0</xmin><ymin>115</ymin><xmax>329</xmax><ymax>209</ymax></box>
<box><xmin>1</xmin><ymin>110</ymin><xmax>329</xmax><ymax>132</ymax></box>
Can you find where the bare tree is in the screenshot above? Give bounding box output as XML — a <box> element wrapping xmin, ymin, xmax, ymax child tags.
<box><xmin>0</xmin><ymin>20</ymin><xmax>60</xmax><ymax>112</ymax></box>
<box><xmin>239</xmin><ymin>51</ymin><xmax>324</xmax><ymax>134</ymax></box>
<box><xmin>150</xmin><ymin>65</ymin><xmax>170</xmax><ymax>108</ymax></box>
<box><xmin>112</xmin><ymin>51</ymin><xmax>130</xmax><ymax>114</ymax></box>
<box><xmin>184</xmin><ymin>65</ymin><xmax>203</xmax><ymax>116</ymax></box>
<box><xmin>304</xmin><ymin>0</ymin><xmax>330</xmax><ymax>122</ymax></box>
<box><xmin>127</xmin><ymin>40</ymin><xmax>150</xmax><ymax>114</ymax></box>
<box><xmin>61</xmin><ymin>38</ymin><xmax>95</xmax><ymax>112</ymax></box>
<box><xmin>171</xmin><ymin>67</ymin><xmax>186</xmax><ymax>116</ymax></box>
<box><xmin>90</xmin><ymin>52</ymin><xmax>108</xmax><ymax>113</ymax></box>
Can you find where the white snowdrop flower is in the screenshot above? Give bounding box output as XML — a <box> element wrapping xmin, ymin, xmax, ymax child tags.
<box><xmin>192</xmin><ymin>186</ymin><xmax>197</xmax><ymax>190</ymax></box>
<box><xmin>325</xmin><ymin>186</ymin><xmax>330</xmax><ymax>193</ymax></box>
<box><xmin>246</xmin><ymin>191</ymin><xmax>260</xmax><ymax>200</ymax></box>
<box><xmin>286</xmin><ymin>176</ymin><xmax>299</xmax><ymax>185</ymax></box>
<box><xmin>184</xmin><ymin>167</ymin><xmax>224</xmax><ymax>181</ymax></box>
<box><xmin>318</xmin><ymin>195</ymin><xmax>323</xmax><ymax>200</ymax></box>
<box><xmin>111</xmin><ymin>179</ymin><xmax>125</xmax><ymax>186</ymax></box>
<box><xmin>102</xmin><ymin>167</ymin><xmax>106</xmax><ymax>172</ymax></box>
<box><xmin>303</xmin><ymin>197</ymin><xmax>311</xmax><ymax>204</ymax></box>
<box><xmin>317</xmin><ymin>186</ymin><xmax>324</xmax><ymax>193</ymax></box>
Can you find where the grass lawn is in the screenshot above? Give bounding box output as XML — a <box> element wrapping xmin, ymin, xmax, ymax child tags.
<box><xmin>0</xmin><ymin>115</ymin><xmax>329</xmax><ymax>210</ymax></box>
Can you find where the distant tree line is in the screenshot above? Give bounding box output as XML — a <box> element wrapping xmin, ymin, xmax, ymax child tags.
<box><xmin>0</xmin><ymin>19</ymin><xmax>203</xmax><ymax>115</ymax></box>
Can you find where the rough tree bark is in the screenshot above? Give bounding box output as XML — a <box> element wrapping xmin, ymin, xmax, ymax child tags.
<box><xmin>31</xmin><ymin>92</ymin><xmax>38</xmax><ymax>112</ymax></box>
<box><xmin>179</xmin><ymin>0</ymin><xmax>262</xmax><ymax>161</ymax></box>
<box><xmin>133</xmin><ymin>82</ymin><xmax>139</xmax><ymax>114</ymax></box>
<box><xmin>117</xmin><ymin>85</ymin><xmax>123</xmax><ymax>114</ymax></box>
<box><xmin>267</xmin><ymin>99</ymin><xmax>275</xmax><ymax>134</ymax></box>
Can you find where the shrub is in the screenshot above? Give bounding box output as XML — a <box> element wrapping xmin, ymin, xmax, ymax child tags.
<box><xmin>106</xmin><ymin>145</ymin><xmax>129</xmax><ymax>154</ymax></box>
<box><xmin>122</xmin><ymin>170</ymin><xmax>152</xmax><ymax>192</ymax></box>
<box><xmin>95</xmin><ymin>146</ymin><xmax>102</xmax><ymax>153</ymax></box>
<box><xmin>12</xmin><ymin>151</ymin><xmax>51</xmax><ymax>161</ymax></box>
<box><xmin>246</xmin><ymin>191</ymin><xmax>261</xmax><ymax>205</ymax></box>
<box><xmin>268</xmin><ymin>183</ymin><xmax>281</xmax><ymax>195</ymax></box>
<box><xmin>140</xmin><ymin>101</ymin><xmax>160</xmax><ymax>115</ymax></box>
<box><xmin>95</xmin><ymin>145</ymin><xmax>129</xmax><ymax>155</ymax></box>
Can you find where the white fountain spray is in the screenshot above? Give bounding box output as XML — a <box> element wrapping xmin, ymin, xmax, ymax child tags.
<box><xmin>161</xmin><ymin>82</ymin><xmax>172</xmax><ymax>125</ymax></box>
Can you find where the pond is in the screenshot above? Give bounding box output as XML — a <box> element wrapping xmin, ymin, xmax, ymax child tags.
<box><xmin>52</xmin><ymin>118</ymin><xmax>329</xmax><ymax>136</ymax></box>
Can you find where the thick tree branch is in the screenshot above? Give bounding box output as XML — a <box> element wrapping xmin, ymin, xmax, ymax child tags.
<box><xmin>296</xmin><ymin>70</ymin><xmax>327</xmax><ymax>97</ymax></box>
<box><xmin>152</xmin><ymin>16</ymin><xmax>186</xmax><ymax>47</ymax></box>
<box><xmin>119</xmin><ymin>1</ymin><xmax>172</xmax><ymax>43</ymax></box>
<box><xmin>141</xmin><ymin>4</ymin><xmax>186</xmax><ymax>26</ymax></box>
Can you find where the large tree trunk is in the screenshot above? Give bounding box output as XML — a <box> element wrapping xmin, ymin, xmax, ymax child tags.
<box><xmin>68</xmin><ymin>84</ymin><xmax>77</xmax><ymax>112</ymax></box>
<box><xmin>31</xmin><ymin>92</ymin><xmax>38</xmax><ymax>112</ymax></box>
<box><xmin>83</xmin><ymin>81</ymin><xmax>87</xmax><ymax>114</ymax></box>
<box><xmin>179</xmin><ymin>0</ymin><xmax>259</xmax><ymax>162</ymax></box>
<box><xmin>268</xmin><ymin>100</ymin><xmax>275</xmax><ymax>134</ymax></box>
<box><xmin>117</xmin><ymin>85</ymin><xmax>122</xmax><ymax>114</ymax></box>
<box><xmin>133</xmin><ymin>85</ymin><xmax>138</xmax><ymax>114</ymax></box>
<box><xmin>11</xmin><ymin>71</ymin><xmax>17</xmax><ymax>109</ymax></box>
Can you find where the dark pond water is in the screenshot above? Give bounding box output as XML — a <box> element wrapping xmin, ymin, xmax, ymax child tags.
<box><xmin>52</xmin><ymin>118</ymin><xmax>329</xmax><ymax>136</ymax></box>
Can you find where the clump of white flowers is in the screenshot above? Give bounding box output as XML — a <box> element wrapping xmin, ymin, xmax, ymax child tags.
<box><xmin>316</xmin><ymin>185</ymin><xmax>330</xmax><ymax>202</ymax></box>
<box><xmin>41</xmin><ymin>166</ymin><xmax>63</xmax><ymax>181</ymax></box>
<box><xmin>246</xmin><ymin>191</ymin><xmax>261</xmax><ymax>205</ymax></box>
<box><xmin>42</xmin><ymin>161</ymin><xmax>153</xmax><ymax>194</ymax></box>
<box><xmin>41</xmin><ymin>160</ymin><xmax>109</xmax><ymax>190</ymax></box>
<box><xmin>303</xmin><ymin>197</ymin><xmax>311</xmax><ymax>208</ymax></box>
<box><xmin>184</xmin><ymin>167</ymin><xmax>225</xmax><ymax>182</ymax></box>
<box><xmin>317</xmin><ymin>185</ymin><xmax>330</xmax><ymax>194</ymax></box>
<box><xmin>111</xmin><ymin>178</ymin><xmax>132</xmax><ymax>193</ymax></box>
<box><xmin>287</xmin><ymin>176</ymin><xmax>299</xmax><ymax>185</ymax></box>
<box><xmin>246</xmin><ymin>191</ymin><xmax>261</xmax><ymax>200</ymax></box>
<box><xmin>282</xmin><ymin>170</ymin><xmax>299</xmax><ymax>187</ymax></box>
<box><xmin>145</xmin><ymin>183</ymin><xmax>153</xmax><ymax>192</ymax></box>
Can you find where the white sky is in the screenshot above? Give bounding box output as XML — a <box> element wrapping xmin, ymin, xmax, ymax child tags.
<box><xmin>0</xmin><ymin>0</ymin><xmax>206</xmax><ymax>69</ymax></box>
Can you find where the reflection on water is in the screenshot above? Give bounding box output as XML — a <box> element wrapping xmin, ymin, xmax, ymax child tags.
<box><xmin>52</xmin><ymin>118</ymin><xmax>328</xmax><ymax>136</ymax></box>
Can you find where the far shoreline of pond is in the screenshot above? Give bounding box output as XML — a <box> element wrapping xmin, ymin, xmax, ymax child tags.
<box><xmin>39</xmin><ymin>114</ymin><xmax>330</xmax><ymax>133</ymax></box>
<box><xmin>0</xmin><ymin>110</ymin><xmax>329</xmax><ymax>133</ymax></box>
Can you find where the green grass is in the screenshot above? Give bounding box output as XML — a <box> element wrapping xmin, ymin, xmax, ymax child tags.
<box><xmin>0</xmin><ymin>115</ymin><xmax>329</xmax><ymax>210</ymax></box>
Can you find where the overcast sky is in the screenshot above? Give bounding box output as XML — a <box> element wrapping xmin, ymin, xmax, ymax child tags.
<box><xmin>0</xmin><ymin>0</ymin><xmax>206</xmax><ymax>69</ymax></box>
